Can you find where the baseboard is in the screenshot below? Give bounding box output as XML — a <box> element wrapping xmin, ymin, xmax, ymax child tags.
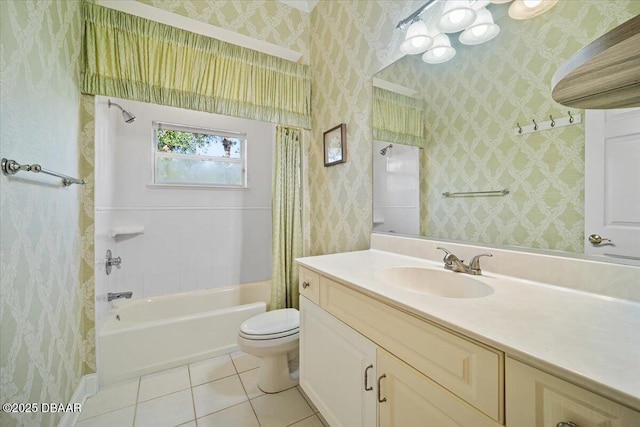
<box><xmin>57</xmin><ymin>374</ymin><xmax>98</xmax><ymax>427</ymax></box>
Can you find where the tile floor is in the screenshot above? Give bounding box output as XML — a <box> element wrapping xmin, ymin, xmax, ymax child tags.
<box><xmin>76</xmin><ymin>351</ymin><xmax>329</xmax><ymax>427</ymax></box>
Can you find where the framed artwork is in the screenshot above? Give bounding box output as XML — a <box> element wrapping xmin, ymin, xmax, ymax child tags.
<box><xmin>323</xmin><ymin>123</ymin><xmax>347</xmax><ymax>166</ymax></box>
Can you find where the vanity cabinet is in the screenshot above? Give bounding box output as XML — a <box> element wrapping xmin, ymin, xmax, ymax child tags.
<box><xmin>298</xmin><ymin>266</ymin><xmax>503</xmax><ymax>426</ymax></box>
<box><xmin>506</xmin><ymin>357</ymin><xmax>640</xmax><ymax>427</ymax></box>
<box><xmin>299</xmin><ymin>296</ymin><xmax>377</xmax><ymax>427</ymax></box>
<box><xmin>378</xmin><ymin>349</ymin><xmax>499</xmax><ymax>427</ymax></box>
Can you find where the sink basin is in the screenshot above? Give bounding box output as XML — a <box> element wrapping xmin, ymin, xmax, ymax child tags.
<box><xmin>374</xmin><ymin>267</ymin><xmax>494</xmax><ymax>298</ymax></box>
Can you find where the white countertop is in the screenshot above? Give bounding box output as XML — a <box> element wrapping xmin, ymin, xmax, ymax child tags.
<box><xmin>297</xmin><ymin>249</ymin><xmax>640</xmax><ymax>411</ymax></box>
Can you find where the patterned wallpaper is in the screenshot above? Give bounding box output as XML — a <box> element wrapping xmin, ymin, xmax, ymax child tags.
<box><xmin>0</xmin><ymin>1</ymin><xmax>84</xmax><ymax>426</ymax></box>
<box><xmin>311</xmin><ymin>0</ymin><xmax>639</xmax><ymax>256</ymax></box>
<box><xmin>138</xmin><ymin>0</ymin><xmax>311</xmax><ymax>62</ymax></box>
<box><xmin>308</xmin><ymin>0</ymin><xmax>423</xmax><ymax>255</ymax></box>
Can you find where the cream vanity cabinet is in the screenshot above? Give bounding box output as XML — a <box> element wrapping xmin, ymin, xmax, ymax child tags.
<box><xmin>300</xmin><ymin>297</ymin><xmax>377</xmax><ymax>426</ymax></box>
<box><xmin>299</xmin><ymin>266</ymin><xmax>504</xmax><ymax>427</ymax></box>
<box><xmin>506</xmin><ymin>358</ymin><xmax>640</xmax><ymax>427</ymax></box>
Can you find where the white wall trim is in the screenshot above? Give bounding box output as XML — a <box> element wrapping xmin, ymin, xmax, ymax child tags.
<box><xmin>95</xmin><ymin>0</ymin><xmax>303</xmax><ymax>63</ymax></box>
<box><xmin>96</xmin><ymin>206</ymin><xmax>270</xmax><ymax>212</ymax></box>
<box><xmin>57</xmin><ymin>374</ymin><xmax>98</xmax><ymax>427</ymax></box>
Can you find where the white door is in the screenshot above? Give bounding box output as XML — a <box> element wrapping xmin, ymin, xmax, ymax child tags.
<box><xmin>585</xmin><ymin>108</ymin><xmax>640</xmax><ymax>261</ymax></box>
<box><xmin>299</xmin><ymin>297</ymin><xmax>377</xmax><ymax>427</ymax></box>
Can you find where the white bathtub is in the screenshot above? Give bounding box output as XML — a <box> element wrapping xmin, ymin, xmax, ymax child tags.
<box><xmin>99</xmin><ymin>281</ymin><xmax>270</xmax><ymax>386</ymax></box>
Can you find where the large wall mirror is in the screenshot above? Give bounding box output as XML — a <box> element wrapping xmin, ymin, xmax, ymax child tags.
<box><xmin>372</xmin><ymin>0</ymin><xmax>640</xmax><ymax>264</ymax></box>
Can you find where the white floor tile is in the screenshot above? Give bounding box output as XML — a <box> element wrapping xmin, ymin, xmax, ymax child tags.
<box><xmin>134</xmin><ymin>389</ymin><xmax>194</xmax><ymax>427</ymax></box>
<box><xmin>289</xmin><ymin>415</ymin><xmax>324</xmax><ymax>427</ymax></box>
<box><xmin>230</xmin><ymin>351</ymin><xmax>260</xmax><ymax>372</ymax></box>
<box><xmin>138</xmin><ymin>366</ymin><xmax>191</xmax><ymax>402</ymax></box>
<box><xmin>239</xmin><ymin>368</ymin><xmax>264</xmax><ymax>400</ymax></box>
<box><xmin>79</xmin><ymin>378</ymin><xmax>139</xmax><ymax>420</ymax></box>
<box><xmin>250</xmin><ymin>388</ymin><xmax>314</xmax><ymax>427</ymax></box>
<box><xmin>176</xmin><ymin>422</ymin><xmax>196</xmax><ymax>427</ymax></box>
<box><xmin>196</xmin><ymin>401</ymin><xmax>260</xmax><ymax>427</ymax></box>
<box><xmin>189</xmin><ymin>354</ymin><xmax>236</xmax><ymax>386</ymax></box>
<box><xmin>192</xmin><ymin>375</ymin><xmax>248</xmax><ymax>418</ymax></box>
<box><xmin>76</xmin><ymin>405</ymin><xmax>135</xmax><ymax>427</ymax></box>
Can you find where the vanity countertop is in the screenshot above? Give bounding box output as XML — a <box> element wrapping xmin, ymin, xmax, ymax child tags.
<box><xmin>297</xmin><ymin>249</ymin><xmax>640</xmax><ymax>411</ymax></box>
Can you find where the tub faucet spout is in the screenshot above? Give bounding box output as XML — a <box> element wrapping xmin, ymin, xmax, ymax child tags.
<box><xmin>108</xmin><ymin>291</ymin><xmax>132</xmax><ymax>302</ymax></box>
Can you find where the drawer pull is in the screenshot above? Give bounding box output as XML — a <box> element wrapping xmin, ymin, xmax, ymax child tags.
<box><xmin>557</xmin><ymin>423</ymin><xmax>578</xmax><ymax>427</ymax></box>
<box><xmin>302</xmin><ymin>281</ymin><xmax>310</xmax><ymax>289</ymax></box>
<box><xmin>377</xmin><ymin>374</ymin><xmax>387</xmax><ymax>403</ymax></box>
<box><xmin>364</xmin><ymin>364</ymin><xmax>373</xmax><ymax>391</ymax></box>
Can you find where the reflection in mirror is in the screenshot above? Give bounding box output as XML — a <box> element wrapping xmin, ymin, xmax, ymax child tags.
<box><xmin>372</xmin><ymin>0</ymin><xmax>640</xmax><ymax>262</ymax></box>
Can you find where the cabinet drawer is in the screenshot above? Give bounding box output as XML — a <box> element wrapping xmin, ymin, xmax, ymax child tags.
<box><xmin>506</xmin><ymin>357</ymin><xmax>640</xmax><ymax>427</ymax></box>
<box><xmin>378</xmin><ymin>349</ymin><xmax>501</xmax><ymax>427</ymax></box>
<box><xmin>299</xmin><ymin>266</ymin><xmax>320</xmax><ymax>305</ymax></box>
<box><xmin>321</xmin><ymin>277</ymin><xmax>504</xmax><ymax>423</ymax></box>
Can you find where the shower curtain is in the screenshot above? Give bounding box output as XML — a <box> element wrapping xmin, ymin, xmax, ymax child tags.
<box><xmin>271</xmin><ymin>126</ymin><xmax>303</xmax><ymax>310</ymax></box>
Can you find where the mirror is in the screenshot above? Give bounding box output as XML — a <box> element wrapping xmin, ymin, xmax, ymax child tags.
<box><xmin>372</xmin><ymin>1</ymin><xmax>639</xmax><ymax>261</ymax></box>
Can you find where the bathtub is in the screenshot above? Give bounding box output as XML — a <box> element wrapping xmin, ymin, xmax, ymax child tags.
<box><xmin>98</xmin><ymin>281</ymin><xmax>270</xmax><ymax>386</ymax></box>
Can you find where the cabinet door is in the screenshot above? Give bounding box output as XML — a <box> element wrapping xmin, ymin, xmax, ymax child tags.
<box><xmin>506</xmin><ymin>357</ymin><xmax>640</xmax><ymax>427</ymax></box>
<box><xmin>300</xmin><ymin>297</ymin><xmax>376</xmax><ymax>427</ymax></box>
<box><xmin>378</xmin><ymin>349</ymin><xmax>501</xmax><ymax>427</ymax></box>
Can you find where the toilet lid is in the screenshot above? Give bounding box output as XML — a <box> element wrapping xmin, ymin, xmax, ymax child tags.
<box><xmin>240</xmin><ymin>308</ymin><xmax>299</xmax><ymax>337</ymax></box>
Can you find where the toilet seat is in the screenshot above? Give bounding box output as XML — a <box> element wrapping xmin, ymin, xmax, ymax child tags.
<box><xmin>239</xmin><ymin>309</ymin><xmax>299</xmax><ymax>341</ymax></box>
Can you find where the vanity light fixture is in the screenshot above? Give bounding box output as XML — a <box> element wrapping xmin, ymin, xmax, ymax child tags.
<box><xmin>508</xmin><ymin>0</ymin><xmax>558</xmax><ymax>20</ymax></box>
<box><xmin>400</xmin><ymin>20</ymin><xmax>433</xmax><ymax>54</ymax></box>
<box><xmin>459</xmin><ymin>7</ymin><xmax>500</xmax><ymax>45</ymax></box>
<box><xmin>438</xmin><ymin>0</ymin><xmax>477</xmax><ymax>33</ymax></box>
<box><xmin>422</xmin><ymin>33</ymin><xmax>456</xmax><ymax>64</ymax></box>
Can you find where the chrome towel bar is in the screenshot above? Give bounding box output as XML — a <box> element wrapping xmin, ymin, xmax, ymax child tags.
<box><xmin>442</xmin><ymin>189</ymin><xmax>509</xmax><ymax>197</ymax></box>
<box><xmin>2</xmin><ymin>158</ymin><xmax>85</xmax><ymax>187</ymax></box>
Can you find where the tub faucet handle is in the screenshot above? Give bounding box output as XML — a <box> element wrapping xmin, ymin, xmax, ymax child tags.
<box><xmin>106</xmin><ymin>249</ymin><xmax>122</xmax><ymax>275</ymax></box>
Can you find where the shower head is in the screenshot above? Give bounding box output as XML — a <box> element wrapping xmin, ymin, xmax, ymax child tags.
<box><xmin>108</xmin><ymin>99</ymin><xmax>136</xmax><ymax>123</ymax></box>
<box><xmin>380</xmin><ymin>144</ymin><xmax>393</xmax><ymax>155</ymax></box>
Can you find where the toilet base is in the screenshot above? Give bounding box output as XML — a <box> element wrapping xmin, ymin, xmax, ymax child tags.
<box><xmin>257</xmin><ymin>353</ymin><xmax>299</xmax><ymax>393</ymax></box>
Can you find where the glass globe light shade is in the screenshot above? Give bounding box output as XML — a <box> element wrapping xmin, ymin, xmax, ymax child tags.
<box><xmin>509</xmin><ymin>0</ymin><xmax>558</xmax><ymax>20</ymax></box>
<box><xmin>459</xmin><ymin>8</ymin><xmax>501</xmax><ymax>45</ymax></box>
<box><xmin>438</xmin><ymin>0</ymin><xmax>477</xmax><ymax>33</ymax></box>
<box><xmin>400</xmin><ymin>20</ymin><xmax>433</xmax><ymax>55</ymax></box>
<box><xmin>422</xmin><ymin>33</ymin><xmax>456</xmax><ymax>64</ymax></box>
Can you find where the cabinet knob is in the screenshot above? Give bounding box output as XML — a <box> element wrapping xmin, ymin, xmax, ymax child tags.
<box><xmin>377</xmin><ymin>374</ymin><xmax>387</xmax><ymax>403</ymax></box>
<box><xmin>302</xmin><ymin>281</ymin><xmax>310</xmax><ymax>289</ymax></box>
<box><xmin>364</xmin><ymin>364</ymin><xmax>373</xmax><ymax>391</ymax></box>
<box><xmin>557</xmin><ymin>422</ymin><xmax>578</xmax><ymax>427</ymax></box>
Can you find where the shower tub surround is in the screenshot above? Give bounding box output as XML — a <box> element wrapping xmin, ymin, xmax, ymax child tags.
<box><xmin>99</xmin><ymin>281</ymin><xmax>270</xmax><ymax>386</ymax></box>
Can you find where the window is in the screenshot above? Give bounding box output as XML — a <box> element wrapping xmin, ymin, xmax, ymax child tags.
<box><xmin>153</xmin><ymin>122</ymin><xmax>246</xmax><ymax>187</ymax></box>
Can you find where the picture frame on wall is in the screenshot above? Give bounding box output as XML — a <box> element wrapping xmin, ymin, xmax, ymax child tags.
<box><xmin>323</xmin><ymin>123</ymin><xmax>347</xmax><ymax>167</ymax></box>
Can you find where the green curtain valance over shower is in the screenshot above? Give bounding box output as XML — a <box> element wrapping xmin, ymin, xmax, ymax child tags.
<box><xmin>82</xmin><ymin>2</ymin><xmax>311</xmax><ymax>128</ymax></box>
<box><xmin>373</xmin><ymin>87</ymin><xmax>425</xmax><ymax>147</ymax></box>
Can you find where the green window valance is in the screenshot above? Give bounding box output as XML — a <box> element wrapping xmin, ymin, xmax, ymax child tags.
<box><xmin>82</xmin><ymin>2</ymin><xmax>311</xmax><ymax>128</ymax></box>
<box><xmin>373</xmin><ymin>86</ymin><xmax>425</xmax><ymax>147</ymax></box>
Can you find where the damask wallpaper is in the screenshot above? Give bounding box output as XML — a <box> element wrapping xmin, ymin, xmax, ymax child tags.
<box><xmin>0</xmin><ymin>1</ymin><xmax>84</xmax><ymax>426</ymax></box>
<box><xmin>308</xmin><ymin>0</ymin><xmax>422</xmax><ymax>255</ymax></box>
<box><xmin>139</xmin><ymin>0</ymin><xmax>311</xmax><ymax>63</ymax></box>
<box><xmin>309</xmin><ymin>0</ymin><xmax>639</xmax><ymax>256</ymax></box>
<box><xmin>377</xmin><ymin>1</ymin><xmax>639</xmax><ymax>253</ymax></box>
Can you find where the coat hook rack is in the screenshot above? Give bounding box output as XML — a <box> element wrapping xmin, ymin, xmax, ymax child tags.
<box><xmin>513</xmin><ymin>111</ymin><xmax>581</xmax><ymax>136</ymax></box>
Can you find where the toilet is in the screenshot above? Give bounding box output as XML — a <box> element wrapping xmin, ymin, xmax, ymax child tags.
<box><xmin>237</xmin><ymin>308</ymin><xmax>300</xmax><ymax>393</ymax></box>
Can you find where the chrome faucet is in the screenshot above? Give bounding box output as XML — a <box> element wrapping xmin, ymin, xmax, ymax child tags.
<box><xmin>108</xmin><ymin>291</ymin><xmax>132</xmax><ymax>302</ymax></box>
<box><xmin>437</xmin><ymin>247</ymin><xmax>492</xmax><ymax>275</ymax></box>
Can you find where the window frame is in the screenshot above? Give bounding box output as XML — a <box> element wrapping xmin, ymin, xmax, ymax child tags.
<box><xmin>150</xmin><ymin>121</ymin><xmax>248</xmax><ymax>189</ymax></box>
